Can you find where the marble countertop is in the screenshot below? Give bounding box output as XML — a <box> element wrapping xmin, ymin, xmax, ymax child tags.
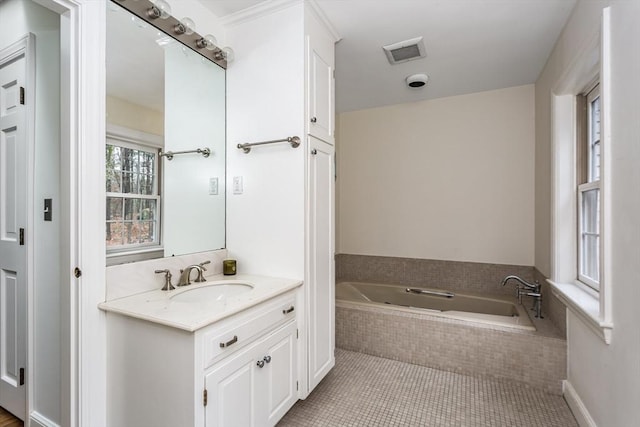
<box><xmin>98</xmin><ymin>274</ymin><xmax>303</xmax><ymax>332</ymax></box>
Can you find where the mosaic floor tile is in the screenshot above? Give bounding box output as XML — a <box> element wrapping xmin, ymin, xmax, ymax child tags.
<box><xmin>279</xmin><ymin>349</ymin><xmax>577</xmax><ymax>427</ymax></box>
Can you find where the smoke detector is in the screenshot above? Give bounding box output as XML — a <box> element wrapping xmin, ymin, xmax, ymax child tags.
<box><xmin>383</xmin><ymin>36</ymin><xmax>426</xmax><ymax>64</ymax></box>
<box><xmin>406</xmin><ymin>73</ymin><xmax>429</xmax><ymax>88</ymax></box>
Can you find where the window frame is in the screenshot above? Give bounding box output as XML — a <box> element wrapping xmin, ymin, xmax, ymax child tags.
<box><xmin>105</xmin><ymin>125</ymin><xmax>164</xmax><ymax>258</ymax></box>
<box><xmin>577</xmin><ymin>83</ymin><xmax>601</xmax><ymax>291</ymax></box>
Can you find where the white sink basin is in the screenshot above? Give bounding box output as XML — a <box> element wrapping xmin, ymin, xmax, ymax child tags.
<box><xmin>170</xmin><ymin>283</ymin><xmax>253</xmax><ymax>304</ymax></box>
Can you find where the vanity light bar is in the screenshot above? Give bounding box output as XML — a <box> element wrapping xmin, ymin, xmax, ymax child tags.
<box><xmin>112</xmin><ymin>0</ymin><xmax>228</xmax><ymax>69</ymax></box>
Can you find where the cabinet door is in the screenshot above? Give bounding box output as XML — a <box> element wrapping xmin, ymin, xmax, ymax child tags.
<box><xmin>205</xmin><ymin>343</ymin><xmax>259</xmax><ymax>427</ymax></box>
<box><xmin>307</xmin><ymin>136</ymin><xmax>335</xmax><ymax>392</ymax></box>
<box><xmin>307</xmin><ymin>34</ymin><xmax>335</xmax><ymax>144</ymax></box>
<box><xmin>205</xmin><ymin>322</ymin><xmax>298</xmax><ymax>427</ymax></box>
<box><xmin>262</xmin><ymin>322</ymin><xmax>298</xmax><ymax>426</ymax></box>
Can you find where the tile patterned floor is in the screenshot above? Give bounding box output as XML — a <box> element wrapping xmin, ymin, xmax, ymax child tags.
<box><xmin>279</xmin><ymin>349</ymin><xmax>577</xmax><ymax>427</ymax></box>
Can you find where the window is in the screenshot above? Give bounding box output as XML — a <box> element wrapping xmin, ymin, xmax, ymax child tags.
<box><xmin>578</xmin><ymin>84</ymin><xmax>601</xmax><ymax>290</ymax></box>
<box><xmin>106</xmin><ymin>137</ymin><xmax>160</xmax><ymax>252</ymax></box>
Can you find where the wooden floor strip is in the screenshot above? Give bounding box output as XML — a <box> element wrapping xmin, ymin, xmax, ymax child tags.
<box><xmin>0</xmin><ymin>407</ymin><xmax>23</xmax><ymax>427</ymax></box>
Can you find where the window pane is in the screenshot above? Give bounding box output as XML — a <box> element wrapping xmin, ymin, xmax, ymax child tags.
<box><xmin>589</xmin><ymin>94</ymin><xmax>601</xmax><ymax>182</ymax></box>
<box><xmin>582</xmin><ymin>234</ymin><xmax>600</xmax><ymax>284</ymax></box>
<box><xmin>106</xmin><ymin>221</ymin><xmax>124</xmax><ymax>247</ymax></box>
<box><xmin>125</xmin><ymin>221</ymin><xmax>156</xmax><ymax>245</ymax></box>
<box><xmin>121</xmin><ymin>171</ymin><xmax>139</xmax><ymax>194</ymax></box>
<box><xmin>106</xmin><ymin>197</ymin><xmax>123</xmax><ymax>220</ymax></box>
<box><xmin>580</xmin><ymin>187</ymin><xmax>600</xmax><ymax>288</ymax></box>
<box><xmin>140</xmin><ymin>199</ymin><xmax>156</xmax><ymax>220</ymax></box>
<box><xmin>582</xmin><ymin>188</ymin><xmax>599</xmax><ymax>233</ymax></box>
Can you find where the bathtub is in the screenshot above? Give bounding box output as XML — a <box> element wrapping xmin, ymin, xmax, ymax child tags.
<box><xmin>336</xmin><ymin>281</ymin><xmax>535</xmax><ymax>331</ymax></box>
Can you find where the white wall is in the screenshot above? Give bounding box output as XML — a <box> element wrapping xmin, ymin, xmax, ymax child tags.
<box><xmin>106</xmin><ymin>95</ymin><xmax>163</xmax><ymax>135</ymax></box>
<box><xmin>536</xmin><ymin>1</ymin><xmax>640</xmax><ymax>425</ymax></box>
<box><xmin>0</xmin><ymin>0</ymin><xmax>61</xmax><ymax>424</ymax></box>
<box><xmin>337</xmin><ymin>85</ymin><xmax>535</xmax><ymax>266</ymax></box>
<box><xmin>225</xmin><ymin>3</ymin><xmax>306</xmax><ymax>279</ymax></box>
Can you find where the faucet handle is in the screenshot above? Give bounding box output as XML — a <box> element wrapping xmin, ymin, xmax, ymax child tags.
<box><xmin>154</xmin><ymin>269</ymin><xmax>175</xmax><ymax>291</ymax></box>
<box><xmin>198</xmin><ymin>260</ymin><xmax>211</xmax><ymax>271</ymax></box>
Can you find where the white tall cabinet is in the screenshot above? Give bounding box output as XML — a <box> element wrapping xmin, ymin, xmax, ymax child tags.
<box><xmin>225</xmin><ymin>0</ymin><xmax>338</xmax><ymax>401</ymax></box>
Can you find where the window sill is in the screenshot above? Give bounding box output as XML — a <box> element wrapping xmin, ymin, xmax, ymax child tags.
<box><xmin>548</xmin><ymin>279</ymin><xmax>612</xmax><ymax>344</ymax></box>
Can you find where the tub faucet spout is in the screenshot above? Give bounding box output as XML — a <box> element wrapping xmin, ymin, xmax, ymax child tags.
<box><xmin>501</xmin><ymin>275</ymin><xmax>543</xmax><ymax>319</ymax></box>
<box><xmin>501</xmin><ymin>275</ymin><xmax>540</xmax><ymax>292</ymax></box>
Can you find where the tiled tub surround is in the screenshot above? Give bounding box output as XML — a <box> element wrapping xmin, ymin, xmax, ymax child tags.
<box><xmin>336</xmin><ymin>254</ymin><xmax>567</xmax><ymax>337</ymax></box>
<box><xmin>336</xmin><ymin>299</ymin><xmax>566</xmax><ymax>395</ymax></box>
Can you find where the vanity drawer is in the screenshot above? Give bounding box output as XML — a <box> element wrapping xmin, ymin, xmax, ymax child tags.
<box><xmin>202</xmin><ymin>293</ymin><xmax>297</xmax><ymax>369</ymax></box>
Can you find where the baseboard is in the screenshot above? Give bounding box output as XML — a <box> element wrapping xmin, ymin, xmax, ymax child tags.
<box><xmin>563</xmin><ymin>380</ymin><xmax>597</xmax><ymax>427</ymax></box>
<box><xmin>30</xmin><ymin>411</ymin><xmax>60</xmax><ymax>427</ymax></box>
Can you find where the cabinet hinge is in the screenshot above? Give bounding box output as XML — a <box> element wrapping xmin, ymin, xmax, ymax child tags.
<box><xmin>20</xmin><ymin>87</ymin><xmax>25</xmax><ymax>105</ymax></box>
<box><xmin>296</xmin><ymin>381</ymin><xmax>299</xmax><ymax>391</ymax></box>
<box><xmin>19</xmin><ymin>228</ymin><xmax>24</xmax><ymax>245</ymax></box>
<box><xmin>19</xmin><ymin>368</ymin><xmax>24</xmax><ymax>386</ymax></box>
<box><xmin>203</xmin><ymin>389</ymin><xmax>208</xmax><ymax>406</ymax></box>
<box><xmin>296</xmin><ymin>328</ymin><xmax>299</xmax><ymax>339</ymax></box>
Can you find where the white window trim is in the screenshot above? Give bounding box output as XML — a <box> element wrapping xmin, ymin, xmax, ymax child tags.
<box><xmin>548</xmin><ymin>8</ymin><xmax>612</xmax><ymax>344</ymax></box>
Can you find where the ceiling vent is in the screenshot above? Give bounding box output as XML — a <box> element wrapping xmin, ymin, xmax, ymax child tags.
<box><xmin>383</xmin><ymin>36</ymin><xmax>426</xmax><ymax>65</ymax></box>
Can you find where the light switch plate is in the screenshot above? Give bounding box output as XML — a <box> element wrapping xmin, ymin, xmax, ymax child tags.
<box><xmin>209</xmin><ymin>177</ymin><xmax>218</xmax><ymax>195</ymax></box>
<box><xmin>233</xmin><ymin>176</ymin><xmax>243</xmax><ymax>194</ymax></box>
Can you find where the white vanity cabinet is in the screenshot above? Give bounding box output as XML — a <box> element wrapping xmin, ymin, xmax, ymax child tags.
<box><xmin>105</xmin><ymin>288</ymin><xmax>300</xmax><ymax>427</ymax></box>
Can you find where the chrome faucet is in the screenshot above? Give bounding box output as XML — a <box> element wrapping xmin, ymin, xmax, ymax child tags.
<box><xmin>501</xmin><ymin>275</ymin><xmax>543</xmax><ymax>319</ymax></box>
<box><xmin>177</xmin><ymin>260</ymin><xmax>211</xmax><ymax>287</ymax></box>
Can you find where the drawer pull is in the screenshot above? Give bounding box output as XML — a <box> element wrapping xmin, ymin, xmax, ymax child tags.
<box><xmin>263</xmin><ymin>355</ymin><xmax>271</xmax><ymax>364</ymax></box>
<box><xmin>257</xmin><ymin>359</ymin><xmax>265</xmax><ymax>368</ymax></box>
<box><xmin>282</xmin><ymin>306</ymin><xmax>295</xmax><ymax>315</ymax></box>
<box><xmin>219</xmin><ymin>335</ymin><xmax>238</xmax><ymax>348</ymax></box>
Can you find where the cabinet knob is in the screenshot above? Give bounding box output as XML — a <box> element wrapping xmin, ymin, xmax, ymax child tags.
<box><xmin>310</xmin><ymin>149</ymin><xmax>317</xmax><ymax>155</ymax></box>
<box><xmin>256</xmin><ymin>359</ymin><xmax>265</xmax><ymax>368</ymax></box>
<box><xmin>310</xmin><ymin>116</ymin><xmax>317</xmax><ymax>123</ymax></box>
<box><xmin>263</xmin><ymin>355</ymin><xmax>271</xmax><ymax>364</ymax></box>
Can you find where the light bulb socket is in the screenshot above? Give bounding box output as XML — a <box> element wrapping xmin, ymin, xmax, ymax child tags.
<box><xmin>196</xmin><ymin>38</ymin><xmax>208</xmax><ymax>49</ymax></box>
<box><xmin>176</xmin><ymin>18</ymin><xmax>195</xmax><ymax>35</ymax></box>
<box><xmin>146</xmin><ymin>5</ymin><xmax>161</xmax><ymax>19</ymax></box>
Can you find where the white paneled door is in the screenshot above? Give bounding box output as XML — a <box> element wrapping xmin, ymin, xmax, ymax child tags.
<box><xmin>0</xmin><ymin>44</ymin><xmax>27</xmax><ymax>420</ymax></box>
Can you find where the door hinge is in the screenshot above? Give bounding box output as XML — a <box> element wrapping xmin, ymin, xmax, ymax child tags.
<box><xmin>203</xmin><ymin>389</ymin><xmax>208</xmax><ymax>406</ymax></box>
<box><xmin>19</xmin><ymin>368</ymin><xmax>24</xmax><ymax>386</ymax></box>
<box><xmin>19</xmin><ymin>228</ymin><xmax>24</xmax><ymax>245</ymax></box>
<box><xmin>20</xmin><ymin>87</ymin><xmax>25</xmax><ymax>105</ymax></box>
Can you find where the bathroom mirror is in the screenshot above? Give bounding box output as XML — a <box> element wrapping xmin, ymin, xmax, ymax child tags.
<box><xmin>105</xmin><ymin>2</ymin><xmax>226</xmax><ymax>263</ymax></box>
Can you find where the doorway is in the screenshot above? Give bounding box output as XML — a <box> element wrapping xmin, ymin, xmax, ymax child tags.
<box><xmin>0</xmin><ymin>0</ymin><xmax>61</xmax><ymax>423</ymax></box>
